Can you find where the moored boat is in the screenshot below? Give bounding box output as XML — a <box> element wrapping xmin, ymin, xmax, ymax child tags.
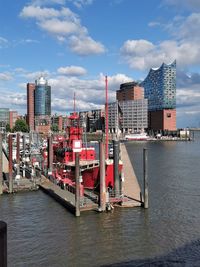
<box><xmin>124</xmin><ymin>132</ymin><xmax>149</xmax><ymax>141</ymax></box>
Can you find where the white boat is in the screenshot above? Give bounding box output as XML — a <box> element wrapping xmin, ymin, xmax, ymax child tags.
<box><xmin>124</xmin><ymin>132</ymin><xmax>149</xmax><ymax>141</ymax></box>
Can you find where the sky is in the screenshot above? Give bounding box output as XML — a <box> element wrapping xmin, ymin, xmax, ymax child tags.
<box><xmin>0</xmin><ymin>0</ymin><xmax>200</xmax><ymax>128</ymax></box>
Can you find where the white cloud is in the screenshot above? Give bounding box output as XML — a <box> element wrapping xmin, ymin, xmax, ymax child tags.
<box><xmin>20</xmin><ymin>5</ymin><xmax>105</xmax><ymax>56</ymax></box>
<box><xmin>120</xmin><ymin>12</ymin><xmax>200</xmax><ymax>71</ymax></box>
<box><xmin>0</xmin><ymin>72</ymin><xmax>13</xmax><ymax>81</ymax></box>
<box><xmin>31</xmin><ymin>0</ymin><xmax>66</xmax><ymax>6</ymax></box>
<box><xmin>163</xmin><ymin>0</ymin><xmax>200</xmax><ymax>11</ymax></box>
<box><xmin>49</xmin><ymin>73</ymin><xmax>133</xmax><ymax>112</ymax></box>
<box><xmin>0</xmin><ymin>37</ymin><xmax>9</xmax><ymax>48</ymax></box>
<box><xmin>57</xmin><ymin>65</ymin><xmax>87</xmax><ymax>76</ymax></box>
<box><xmin>67</xmin><ymin>0</ymin><xmax>94</xmax><ymax>8</ymax></box>
<box><xmin>69</xmin><ymin>35</ymin><xmax>105</xmax><ymax>56</ymax></box>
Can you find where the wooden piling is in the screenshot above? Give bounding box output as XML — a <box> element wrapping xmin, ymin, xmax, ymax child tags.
<box><xmin>0</xmin><ymin>221</ymin><xmax>7</xmax><ymax>267</ymax></box>
<box><xmin>75</xmin><ymin>152</ymin><xmax>80</xmax><ymax>217</ymax></box>
<box><xmin>99</xmin><ymin>142</ymin><xmax>106</xmax><ymax>211</ymax></box>
<box><xmin>143</xmin><ymin>148</ymin><xmax>148</xmax><ymax>209</ymax></box>
<box><xmin>47</xmin><ymin>134</ymin><xmax>53</xmax><ymax>176</ymax></box>
<box><xmin>8</xmin><ymin>135</ymin><xmax>13</xmax><ymax>194</ymax></box>
<box><xmin>16</xmin><ymin>133</ymin><xmax>20</xmax><ymax>179</ymax></box>
<box><xmin>0</xmin><ymin>133</ymin><xmax>3</xmax><ymax>195</ymax></box>
<box><xmin>113</xmin><ymin>140</ymin><xmax>120</xmax><ymax>197</ymax></box>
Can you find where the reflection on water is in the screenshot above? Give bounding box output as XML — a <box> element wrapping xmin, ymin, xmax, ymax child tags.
<box><xmin>0</xmin><ymin>131</ymin><xmax>200</xmax><ymax>266</ymax></box>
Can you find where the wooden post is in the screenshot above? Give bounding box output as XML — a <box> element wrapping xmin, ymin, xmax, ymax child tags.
<box><xmin>8</xmin><ymin>135</ymin><xmax>13</xmax><ymax>194</ymax></box>
<box><xmin>16</xmin><ymin>133</ymin><xmax>20</xmax><ymax>180</ymax></box>
<box><xmin>47</xmin><ymin>134</ymin><xmax>53</xmax><ymax>176</ymax></box>
<box><xmin>143</xmin><ymin>148</ymin><xmax>148</xmax><ymax>208</ymax></box>
<box><xmin>113</xmin><ymin>140</ymin><xmax>120</xmax><ymax>197</ymax></box>
<box><xmin>0</xmin><ymin>221</ymin><xmax>7</xmax><ymax>267</ymax></box>
<box><xmin>75</xmin><ymin>152</ymin><xmax>80</xmax><ymax>217</ymax></box>
<box><xmin>0</xmin><ymin>133</ymin><xmax>3</xmax><ymax>195</ymax></box>
<box><xmin>99</xmin><ymin>142</ymin><xmax>106</xmax><ymax>211</ymax></box>
<box><xmin>22</xmin><ymin>134</ymin><xmax>26</xmax><ymax>178</ymax></box>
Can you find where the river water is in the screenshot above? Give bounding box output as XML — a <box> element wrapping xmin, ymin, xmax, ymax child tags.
<box><xmin>1</xmin><ymin>132</ymin><xmax>200</xmax><ymax>267</ymax></box>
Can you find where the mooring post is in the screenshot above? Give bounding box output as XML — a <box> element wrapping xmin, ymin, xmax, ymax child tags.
<box><xmin>8</xmin><ymin>135</ymin><xmax>13</xmax><ymax>194</ymax></box>
<box><xmin>16</xmin><ymin>133</ymin><xmax>20</xmax><ymax>180</ymax></box>
<box><xmin>22</xmin><ymin>134</ymin><xmax>26</xmax><ymax>178</ymax></box>
<box><xmin>0</xmin><ymin>221</ymin><xmax>7</xmax><ymax>267</ymax></box>
<box><xmin>47</xmin><ymin>134</ymin><xmax>53</xmax><ymax>177</ymax></box>
<box><xmin>99</xmin><ymin>142</ymin><xmax>106</xmax><ymax>211</ymax></box>
<box><xmin>143</xmin><ymin>148</ymin><xmax>148</xmax><ymax>209</ymax></box>
<box><xmin>113</xmin><ymin>140</ymin><xmax>120</xmax><ymax>197</ymax></box>
<box><xmin>0</xmin><ymin>133</ymin><xmax>3</xmax><ymax>195</ymax></box>
<box><xmin>75</xmin><ymin>152</ymin><xmax>80</xmax><ymax>217</ymax></box>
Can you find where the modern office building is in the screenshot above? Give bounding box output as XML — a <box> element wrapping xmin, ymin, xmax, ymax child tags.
<box><xmin>108</xmin><ymin>100</ymin><xmax>148</xmax><ymax>133</ymax></box>
<box><xmin>27</xmin><ymin>76</ymin><xmax>51</xmax><ymax>134</ymax></box>
<box><xmin>140</xmin><ymin>61</ymin><xmax>176</xmax><ymax>131</ymax></box>
<box><xmin>34</xmin><ymin>76</ymin><xmax>51</xmax><ymax>134</ymax></box>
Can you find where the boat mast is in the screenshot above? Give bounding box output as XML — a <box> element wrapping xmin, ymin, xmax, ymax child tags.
<box><xmin>74</xmin><ymin>92</ymin><xmax>76</xmax><ymax>115</ymax></box>
<box><xmin>105</xmin><ymin>75</ymin><xmax>109</xmax><ymax>160</ymax></box>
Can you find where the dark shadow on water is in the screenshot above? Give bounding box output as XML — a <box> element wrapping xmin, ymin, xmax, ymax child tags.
<box><xmin>101</xmin><ymin>239</ymin><xmax>200</xmax><ymax>267</ymax></box>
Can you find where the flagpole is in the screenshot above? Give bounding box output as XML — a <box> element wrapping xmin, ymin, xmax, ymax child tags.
<box><xmin>105</xmin><ymin>76</ymin><xmax>108</xmax><ymax>160</ymax></box>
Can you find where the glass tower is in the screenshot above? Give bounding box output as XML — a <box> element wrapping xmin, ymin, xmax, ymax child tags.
<box><xmin>140</xmin><ymin>61</ymin><xmax>176</xmax><ymax>111</ymax></box>
<box><xmin>34</xmin><ymin>76</ymin><xmax>51</xmax><ymax>116</ymax></box>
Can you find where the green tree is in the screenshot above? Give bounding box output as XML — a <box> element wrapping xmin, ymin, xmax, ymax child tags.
<box><xmin>13</xmin><ymin>119</ymin><xmax>29</xmax><ymax>133</ymax></box>
<box><xmin>6</xmin><ymin>123</ymin><xmax>11</xmax><ymax>132</ymax></box>
<box><xmin>51</xmin><ymin>124</ymin><xmax>59</xmax><ymax>132</ymax></box>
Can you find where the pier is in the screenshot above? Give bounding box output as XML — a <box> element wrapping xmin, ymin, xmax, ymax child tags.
<box><xmin>0</xmin><ymin>131</ymin><xmax>145</xmax><ymax>217</ymax></box>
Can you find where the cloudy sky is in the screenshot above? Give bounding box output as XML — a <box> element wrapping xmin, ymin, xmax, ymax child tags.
<box><xmin>0</xmin><ymin>0</ymin><xmax>200</xmax><ymax>128</ymax></box>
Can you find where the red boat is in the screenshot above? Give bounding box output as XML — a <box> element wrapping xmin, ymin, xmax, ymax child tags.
<box><xmin>51</xmin><ymin>111</ymin><xmax>122</xmax><ymax>195</ymax></box>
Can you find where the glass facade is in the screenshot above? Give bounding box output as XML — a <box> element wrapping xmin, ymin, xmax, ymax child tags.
<box><xmin>140</xmin><ymin>61</ymin><xmax>176</xmax><ymax>111</ymax></box>
<box><xmin>34</xmin><ymin>77</ymin><xmax>51</xmax><ymax>116</ymax></box>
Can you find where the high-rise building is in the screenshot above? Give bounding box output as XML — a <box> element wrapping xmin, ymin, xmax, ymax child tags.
<box><xmin>27</xmin><ymin>83</ymin><xmax>35</xmax><ymax>131</ymax></box>
<box><xmin>140</xmin><ymin>61</ymin><xmax>176</xmax><ymax>131</ymax></box>
<box><xmin>27</xmin><ymin>76</ymin><xmax>51</xmax><ymax>133</ymax></box>
<box><xmin>34</xmin><ymin>76</ymin><xmax>51</xmax><ymax>134</ymax></box>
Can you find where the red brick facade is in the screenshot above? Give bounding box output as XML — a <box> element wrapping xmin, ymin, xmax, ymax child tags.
<box><xmin>27</xmin><ymin>83</ymin><xmax>35</xmax><ymax>131</ymax></box>
<box><xmin>148</xmin><ymin>109</ymin><xmax>176</xmax><ymax>131</ymax></box>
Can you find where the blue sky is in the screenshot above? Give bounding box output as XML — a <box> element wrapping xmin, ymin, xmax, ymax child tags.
<box><xmin>0</xmin><ymin>0</ymin><xmax>200</xmax><ymax>128</ymax></box>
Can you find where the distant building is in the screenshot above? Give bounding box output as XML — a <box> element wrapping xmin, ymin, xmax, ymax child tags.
<box><xmin>79</xmin><ymin>109</ymin><xmax>104</xmax><ymax>132</ymax></box>
<box><xmin>108</xmin><ymin>82</ymin><xmax>148</xmax><ymax>134</ymax></box>
<box><xmin>27</xmin><ymin>83</ymin><xmax>35</xmax><ymax>131</ymax></box>
<box><xmin>108</xmin><ymin>100</ymin><xmax>148</xmax><ymax>133</ymax></box>
<box><xmin>117</xmin><ymin>82</ymin><xmax>144</xmax><ymax>101</ymax></box>
<box><xmin>51</xmin><ymin>115</ymin><xmax>68</xmax><ymax>132</ymax></box>
<box><xmin>0</xmin><ymin>108</ymin><xmax>9</xmax><ymax>132</ymax></box>
<box><xmin>9</xmin><ymin>110</ymin><xmax>18</xmax><ymax>129</ymax></box>
<box><xmin>27</xmin><ymin>76</ymin><xmax>51</xmax><ymax>134</ymax></box>
<box><xmin>140</xmin><ymin>61</ymin><xmax>176</xmax><ymax>131</ymax></box>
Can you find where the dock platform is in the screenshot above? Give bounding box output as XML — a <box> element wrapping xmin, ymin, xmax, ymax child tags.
<box><xmin>120</xmin><ymin>143</ymin><xmax>142</xmax><ymax>207</ymax></box>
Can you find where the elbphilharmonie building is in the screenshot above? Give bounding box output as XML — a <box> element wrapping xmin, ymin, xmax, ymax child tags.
<box><xmin>140</xmin><ymin>61</ymin><xmax>176</xmax><ymax>131</ymax></box>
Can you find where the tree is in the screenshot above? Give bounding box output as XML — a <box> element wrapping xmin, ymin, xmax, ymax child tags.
<box><xmin>51</xmin><ymin>124</ymin><xmax>59</xmax><ymax>132</ymax></box>
<box><xmin>13</xmin><ymin>119</ymin><xmax>29</xmax><ymax>133</ymax></box>
<box><xmin>6</xmin><ymin>123</ymin><xmax>11</xmax><ymax>133</ymax></box>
